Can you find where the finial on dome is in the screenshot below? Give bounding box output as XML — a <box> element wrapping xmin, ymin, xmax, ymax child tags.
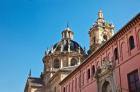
<box><xmin>28</xmin><ymin>69</ymin><xmax>32</xmax><ymax>77</ymax></box>
<box><xmin>98</xmin><ymin>10</ymin><xmax>104</xmax><ymax>19</ymax></box>
<box><xmin>66</xmin><ymin>21</ymin><xmax>69</xmax><ymax>28</ymax></box>
<box><xmin>65</xmin><ymin>22</ymin><xmax>71</xmax><ymax>31</ymax></box>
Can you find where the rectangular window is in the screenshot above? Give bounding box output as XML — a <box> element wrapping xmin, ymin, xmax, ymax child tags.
<box><xmin>87</xmin><ymin>69</ymin><xmax>90</xmax><ymax>79</ymax></box>
<box><xmin>127</xmin><ymin>70</ymin><xmax>140</xmax><ymax>92</ymax></box>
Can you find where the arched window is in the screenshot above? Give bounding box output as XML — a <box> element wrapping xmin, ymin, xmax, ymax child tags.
<box><xmin>129</xmin><ymin>36</ymin><xmax>135</xmax><ymax>50</ymax></box>
<box><xmin>114</xmin><ymin>47</ymin><xmax>118</xmax><ymax>60</ymax></box>
<box><xmin>93</xmin><ymin>36</ymin><xmax>96</xmax><ymax>43</ymax></box>
<box><xmin>92</xmin><ymin>65</ymin><xmax>95</xmax><ymax>76</ymax></box>
<box><xmin>102</xmin><ymin>81</ymin><xmax>112</xmax><ymax>92</ymax></box>
<box><xmin>138</xmin><ymin>30</ymin><xmax>140</xmax><ymax>47</ymax></box>
<box><xmin>68</xmin><ymin>31</ymin><xmax>71</xmax><ymax>38</ymax></box>
<box><xmin>53</xmin><ymin>59</ymin><xmax>60</xmax><ymax>68</ymax></box>
<box><xmin>87</xmin><ymin>69</ymin><xmax>90</xmax><ymax>79</ymax></box>
<box><xmin>71</xmin><ymin>58</ymin><xmax>78</xmax><ymax>66</ymax></box>
<box><xmin>103</xmin><ymin>35</ymin><xmax>108</xmax><ymax>41</ymax></box>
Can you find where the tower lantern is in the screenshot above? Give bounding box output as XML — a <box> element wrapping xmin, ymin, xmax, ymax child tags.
<box><xmin>98</xmin><ymin>10</ymin><xmax>104</xmax><ymax>19</ymax></box>
<box><xmin>61</xmin><ymin>25</ymin><xmax>74</xmax><ymax>40</ymax></box>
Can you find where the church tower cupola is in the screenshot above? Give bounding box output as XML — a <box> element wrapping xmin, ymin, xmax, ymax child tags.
<box><xmin>98</xmin><ymin>10</ymin><xmax>104</xmax><ymax>19</ymax></box>
<box><xmin>88</xmin><ymin>10</ymin><xmax>114</xmax><ymax>54</ymax></box>
<box><xmin>97</xmin><ymin>10</ymin><xmax>105</xmax><ymax>25</ymax></box>
<box><xmin>61</xmin><ymin>25</ymin><xmax>74</xmax><ymax>40</ymax></box>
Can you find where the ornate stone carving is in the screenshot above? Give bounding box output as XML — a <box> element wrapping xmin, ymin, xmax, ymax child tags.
<box><xmin>94</xmin><ymin>57</ymin><xmax>118</xmax><ymax>92</ymax></box>
<box><xmin>95</xmin><ymin>59</ymin><xmax>113</xmax><ymax>78</ymax></box>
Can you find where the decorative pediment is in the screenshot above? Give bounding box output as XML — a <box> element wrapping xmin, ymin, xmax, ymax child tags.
<box><xmin>95</xmin><ymin>58</ymin><xmax>114</xmax><ymax>78</ymax></box>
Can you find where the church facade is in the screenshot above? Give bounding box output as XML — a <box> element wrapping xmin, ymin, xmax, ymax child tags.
<box><xmin>24</xmin><ymin>11</ymin><xmax>140</xmax><ymax>92</ymax></box>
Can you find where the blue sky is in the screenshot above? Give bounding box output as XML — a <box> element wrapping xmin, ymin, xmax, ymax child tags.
<box><xmin>0</xmin><ymin>0</ymin><xmax>139</xmax><ymax>92</ymax></box>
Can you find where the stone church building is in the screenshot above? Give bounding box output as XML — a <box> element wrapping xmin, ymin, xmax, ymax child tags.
<box><xmin>24</xmin><ymin>13</ymin><xmax>87</xmax><ymax>92</ymax></box>
<box><xmin>24</xmin><ymin>10</ymin><xmax>140</xmax><ymax>92</ymax></box>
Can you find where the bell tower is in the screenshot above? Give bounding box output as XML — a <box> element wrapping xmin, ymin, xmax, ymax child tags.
<box><xmin>88</xmin><ymin>10</ymin><xmax>114</xmax><ymax>53</ymax></box>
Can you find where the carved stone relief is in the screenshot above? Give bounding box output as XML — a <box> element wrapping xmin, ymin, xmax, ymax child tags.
<box><xmin>95</xmin><ymin>58</ymin><xmax>118</xmax><ymax>92</ymax></box>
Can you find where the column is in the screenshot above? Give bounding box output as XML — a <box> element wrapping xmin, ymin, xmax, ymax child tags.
<box><xmin>68</xmin><ymin>57</ymin><xmax>71</xmax><ymax>66</ymax></box>
<box><xmin>60</xmin><ymin>58</ymin><xmax>63</xmax><ymax>69</ymax></box>
<box><xmin>78</xmin><ymin>57</ymin><xmax>81</xmax><ymax>65</ymax></box>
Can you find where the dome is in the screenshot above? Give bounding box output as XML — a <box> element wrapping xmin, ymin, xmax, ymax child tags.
<box><xmin>48</xmin><ymin>39</ymin><xmax>85</xmax><ymax>54</ymax></box>
<box><xmin>45</xmin><ymin>26</ymin><xmax>86</xmax><ymax>55</ymax></box>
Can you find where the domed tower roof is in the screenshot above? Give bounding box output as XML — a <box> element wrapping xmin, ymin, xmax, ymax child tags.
<box><xmin>49</xmin><ymin>39</ymin><xmax>85</xmax><ymax>54</ymax></box>
<box><xmin>47</xmin><ymin>26</ymin><xmax>85</xmax><ymax>55</ymax></box>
